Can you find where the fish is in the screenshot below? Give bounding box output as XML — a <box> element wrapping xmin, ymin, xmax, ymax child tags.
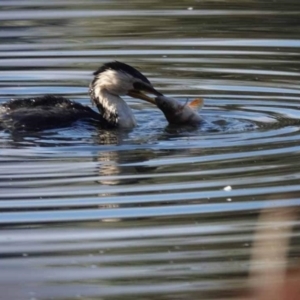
<box><xmin>155</xmin><ymin>95</ymin><xmax>203</xmax><ymax>126</ymax></box>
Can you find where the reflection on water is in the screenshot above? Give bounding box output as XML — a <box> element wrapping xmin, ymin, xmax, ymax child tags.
<box><xmin>0</xmin><ymin>0</ymin><xmax>300</xmax><ymax>299</ymax></box>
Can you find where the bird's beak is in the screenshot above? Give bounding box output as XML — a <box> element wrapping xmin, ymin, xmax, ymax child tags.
<box><xmin>127</xmin><ymin>82</ymin><xmax>162</xmax><ymax>105</ymax></box>
<box><xmin>127</xmin><ymin>90</ymin><xmax>157</xmax><ymax>104</ymax></box>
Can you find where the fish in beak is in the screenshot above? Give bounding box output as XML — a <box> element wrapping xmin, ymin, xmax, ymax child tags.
<box><xmin>127</xmin><ymin>81</ymin><xmax>162</xmax><ymax>105</ymax></box>
<box><xmin>155</xmin><ymin>95</ymin><xmax>203</xmax><ymax>126</ymax></box>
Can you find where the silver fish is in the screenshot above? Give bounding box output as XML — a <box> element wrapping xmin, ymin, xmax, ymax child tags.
<box><xmin>155</xmin><ymin>95</ymin><xmax>203</xmax><ymax>126</ymax></box>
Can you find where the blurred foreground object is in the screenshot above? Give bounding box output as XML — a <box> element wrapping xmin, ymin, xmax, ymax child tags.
<box><xmin>240</xmin><ymin>208</ymin><xmax>300</xmax><ymax>300</ymax></box>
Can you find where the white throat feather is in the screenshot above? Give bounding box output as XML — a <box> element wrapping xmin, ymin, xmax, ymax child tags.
<box><xmin>89</xmin><ymin>70</ymin><xmax>137</xmax><ymax>128</ymax></box>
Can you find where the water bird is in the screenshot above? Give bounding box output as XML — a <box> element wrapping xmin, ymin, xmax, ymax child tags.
<box><xmin>0</xmin><ymin>61</ymin><xmax>162</xmax><ymax>130</ymax></box>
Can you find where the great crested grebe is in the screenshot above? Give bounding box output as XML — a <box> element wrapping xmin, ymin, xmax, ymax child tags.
<box><xmin>0</xmin><ymin>61</ymin><xmax>162</xmax><ymax>131</ymax></box>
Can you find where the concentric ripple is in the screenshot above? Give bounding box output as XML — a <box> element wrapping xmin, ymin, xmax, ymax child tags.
<box><xmin>1</xmin><ymin>1</ymin><xmax>300</xmax><ymax>300</ymax></box>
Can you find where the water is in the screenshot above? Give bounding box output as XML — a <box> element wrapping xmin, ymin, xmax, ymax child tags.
<box><xmin>1</xmin><ymin>1</ymin><xmax>300</xmax><ymax>299</ymax></box>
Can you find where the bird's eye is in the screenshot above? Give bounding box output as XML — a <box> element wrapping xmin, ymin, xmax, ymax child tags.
<box><xmin>133</xmin><ymin>82</ymin><xmax>144</xmax><ymax>90</ymax></box>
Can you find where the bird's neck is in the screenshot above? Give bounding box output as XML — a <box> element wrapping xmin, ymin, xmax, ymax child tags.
<box><xmin>93</xmin><ymin>90</ymin><xmax>136</xmax><ymax>128</ymax></box>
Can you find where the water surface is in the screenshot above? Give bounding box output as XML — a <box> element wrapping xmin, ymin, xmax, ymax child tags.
<box><xmin>1</xmin><ymin>1</ymin><xmax>300</xmax><ymax>299</ymax></box>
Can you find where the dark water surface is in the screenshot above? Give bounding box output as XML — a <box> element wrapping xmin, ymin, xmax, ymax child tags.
<box><xmin>1</xmin><ymin>1</ymin><xmax>300</xmax><ymax>299</ymax></box>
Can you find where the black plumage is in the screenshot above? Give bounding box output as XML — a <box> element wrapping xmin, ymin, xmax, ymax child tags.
<box><xmin>0</xmin><ymin>95</ymin><xmax>110</xmax><ymax>130</ymax></box>
<box><xmin>93</xmin><ymin>61</ymin><xmax>151</xmax><ymax>84</ymax></box>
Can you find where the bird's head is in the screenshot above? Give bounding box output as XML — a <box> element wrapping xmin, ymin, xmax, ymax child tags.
<box><xmin>90</xmin><ymin>61</ymin><xmax>161</xmax><ymax>105</ymax></box>
<box><xmin>89</xmin><ymin>61</ymin><xmax>162</xmax><ymax>127</ymax></box>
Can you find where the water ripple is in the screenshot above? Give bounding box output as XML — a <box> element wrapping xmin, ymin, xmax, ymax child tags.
<box><xmin>1</xmin><ymin>1</ymin><xmax>300</xmax><ymax>299</ymax></box>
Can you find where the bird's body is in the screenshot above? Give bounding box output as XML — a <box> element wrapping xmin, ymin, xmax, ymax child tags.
<box><xmin>0</xmin><ymin>61</ymin><xmax>161</xmax><ymax>131</ymax></box>
<box><xmin>0</xmin><ymin>95</ymin><xmax>109</xmax><ymax>130</ymax></box>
